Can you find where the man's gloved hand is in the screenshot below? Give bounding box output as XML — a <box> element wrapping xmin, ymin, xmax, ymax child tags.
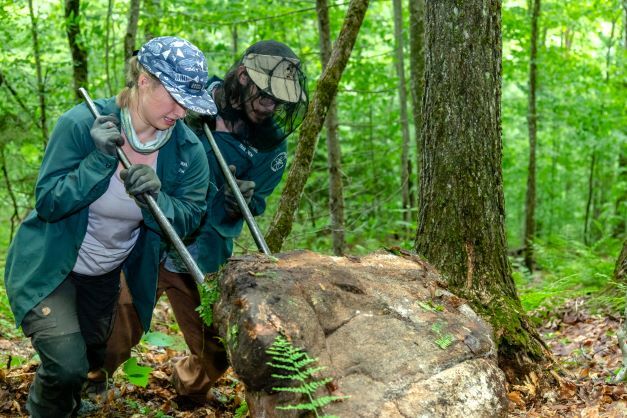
<box><xmin>120</xmin><ymin>164</ymin><xmax>161</xmax><ymax>204</ymax></box>
<box><xmin>90</xmin><ymin>115</ymin><xmax>123</xmax><ymax>156</ymax></box>
<box><xmin>224</xmin><ymin>165</ymin><xmax>255</xmax><ymax>218</ymax></box>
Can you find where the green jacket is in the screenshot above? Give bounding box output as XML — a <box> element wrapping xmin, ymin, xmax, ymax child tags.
<box><xmin>4</xmin><ymin>97</ymin><xmax>209</xmax><ymax>331</ymax></box>
<box><xmin>165</xmin><ymin>129</ymin><xmax>286</xmax><ymax>274</ymax></box>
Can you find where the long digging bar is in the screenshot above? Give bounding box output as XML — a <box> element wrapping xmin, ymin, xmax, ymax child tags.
<box><xmin>202</xmin><ymin>123</ymin><xmax>271</xmax><ymax>255</ymax></box>
<box><xmin>79</xmin><ymin>87</ymin><xmax>206</xmax><ymax>285</ymax></box>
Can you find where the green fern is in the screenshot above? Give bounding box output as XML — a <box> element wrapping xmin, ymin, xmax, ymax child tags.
<box><xmin>266</xmin><ymin>334</ymin><xmax>346</xmax><ymax>417</ymax></box>
<box><xmin>234</xmin><ymin>400</ymin><xmax>249</xmax><ymax>418</ymax></box>
<box><xmin>196</xmin><ymin>277</ymin><xmax>220</xmax><ymax>327</ymax></box>
<box><xmin>431</xmin><ymin>321</ymin><xmax>455</xmax><ymax>350</ymax></box>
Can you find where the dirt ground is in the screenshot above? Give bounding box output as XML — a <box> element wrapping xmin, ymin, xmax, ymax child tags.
<box><xmin>1</xmin><ymin>297</ymin><xmax>626</xmax><ymax>417</ymax></box>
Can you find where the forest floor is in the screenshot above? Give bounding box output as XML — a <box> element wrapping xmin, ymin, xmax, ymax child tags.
<box><xmin>1</xmin><ymin>296</ymin><xmax>626</xmax><ymax>417</ymax></box>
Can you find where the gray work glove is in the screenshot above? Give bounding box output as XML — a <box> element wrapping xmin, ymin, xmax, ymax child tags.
<box><xmin>224</xmin><ymin>165</ymin><xmax>255</xmax><ymax>218</ymax></box>
<box><xmin>120</xmin><ymin>164</ymin><xmax>161</xmax><ymax>204</ymax></box>
<box><xmin>90</xmin><ymin>115</ymin><xmax>123</xmax><ymax>156</ymax></box>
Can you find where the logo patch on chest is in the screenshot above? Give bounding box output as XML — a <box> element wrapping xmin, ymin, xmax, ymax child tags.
<box><xmin>271</xmin><ymin>152</ymin><xmax>287</xmax><ymax>172</ymax></box>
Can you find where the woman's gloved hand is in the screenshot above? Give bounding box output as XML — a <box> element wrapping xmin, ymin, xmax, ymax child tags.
<box><xmin>90</xmin><ymin>115</ymin><xmax>123</xmax><ymax>156</ymax></box>
<box><xmin>120</xmin><ymin>164</ymin><xmax>161</xmax><ymax>204</ymax></box>
<box><xmin>224</xmin><ymin>165</ymin><xmax>255</xmax><ymax>218</ymax></box>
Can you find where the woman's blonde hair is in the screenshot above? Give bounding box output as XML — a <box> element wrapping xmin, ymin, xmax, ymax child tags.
<box><xmin>116</xmin><ymin>56</ymin><xmax>160</xmax><ymax>108</ymax></box>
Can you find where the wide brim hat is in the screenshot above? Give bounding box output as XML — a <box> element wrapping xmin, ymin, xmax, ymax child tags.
<box><xmin>138</xmin><ymin>36</ymin><xmax>217</xmax><ymax>115</ymax></box>
<box><xmin>242</xmin><ymin>53</ymin><xmax>304</xmax><ymax>103</ymax></box>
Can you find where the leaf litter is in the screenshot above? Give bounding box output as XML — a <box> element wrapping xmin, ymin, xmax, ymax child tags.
<box><xmin>0</xmin><ymin>297</ymin><xmax>247</xmax><ymax>417</ymax></box>
<box><xmin>509</xmin><ymin>297</ymin><xmax>627</xmax><ymax>418</ymax></box>
<box><xmin>1</xmin><ymin>296</ymin><xmax>626</xmax><ymax>417</ymax></box>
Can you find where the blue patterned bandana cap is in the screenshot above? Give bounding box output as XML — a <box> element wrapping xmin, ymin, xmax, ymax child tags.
<box><xmin>138</xmin><ymin>36</ymin><xmax>217</xmax><ymax>115</ymax></box>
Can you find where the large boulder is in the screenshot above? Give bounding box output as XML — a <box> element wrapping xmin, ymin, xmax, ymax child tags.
<box><xmin>213</xmin><ymin>250</ymin><xmax>507</xmax><ymax>417</ymax></box>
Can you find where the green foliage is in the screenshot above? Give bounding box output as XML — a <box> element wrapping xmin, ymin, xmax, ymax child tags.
<box><xmin>0</xmin><ymin>354</ymin><xmax>27</xmax><ymax>369</ymax></box>
<box><xmin>122</xmin><ymin>357</ymin><xmax>153</xmax><ymax>388</ymax></box>
<box><xmin>0</xmin><ymin>261</ymin><xmax>19</xmax><ymax>339</ymax></box>
<box><xmin>227</xmin><ymin>323</ymin><xmax>239</xmax><ymax>350</ymax></box>
<box><xmin>513</xmin><ymin>236</ymin><xmax>621</xmax><ymax>312</ymax></box>
<box><xmin>266</xmin><ymin>334</ymin><xmax>347</xmax><ymax>417</ymax></box>
<box><xmin>125</xmin><ymin>398</ymin><xmax>173</xmax><ymax>417</ymax></box>
<box><xmin>234</xmin><ymin>400</ymin><xmax>249</xmax><ymax>418</ymax></box>
<box><xmin>141</xmin><ymin>331</ymin><xmax>176</xmax><ymax>348</ymax></box>
<box><xmin>197</xmin><ymin>277</ymin><xmax>220</xmax><ymax>327</ymax></box>
<box><xmin>417</xmin><ymin>300</ymin><xmax>444</xmax><ymax>312</ymax></box>
<box><xmin>430</xmin><ymin>321</ymin><xmax>455</xmax><ymax>350</ymax></box>
<box><xmin>0</xmin><ymin>1</ymin><xmax>624</xmax><ymax>388</ymax></box>
<box><xmin>0</xmin><ymin>0</ymin><xmax>621</xmax><ymax>259</ymax></box>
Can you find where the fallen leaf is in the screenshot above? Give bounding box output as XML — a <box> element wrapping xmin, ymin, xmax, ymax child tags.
<box><xmin>580</xmin><ymin>405</ymin><xmax>600</xmax><ymax>418</ymax></box>
<box><xmin>508</xmin><ymin>391</ymin><xmax>526</xmax><ymax>408</ymax></box>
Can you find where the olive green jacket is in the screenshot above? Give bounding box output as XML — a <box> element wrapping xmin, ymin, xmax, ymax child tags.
<box><xmin>4</xmin><ymin>97</ymin><xmax>209</xmax><ymax>331</ymax></box>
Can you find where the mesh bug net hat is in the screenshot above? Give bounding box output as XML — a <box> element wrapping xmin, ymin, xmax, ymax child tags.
<box><xmin>240</xmin><ymin>40</ymin><xmax>308</xmax><ymax>142</ymax></box>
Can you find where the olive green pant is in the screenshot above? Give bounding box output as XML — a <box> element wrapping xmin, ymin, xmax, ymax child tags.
<box><xmin>102</xmin><ymin>264</ymin><xmax>228</xmax><ymax>402</ymax></box>
<box><xmin>22</xmin><ymin>268</ymin><xmax>120</xmax><ymax>418</ymax></box>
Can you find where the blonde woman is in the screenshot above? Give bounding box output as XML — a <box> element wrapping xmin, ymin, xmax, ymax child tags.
<box><xmin>4</xmin><ymin>36</ymin><xmax>214</xmax><ymax>418</ymax></box>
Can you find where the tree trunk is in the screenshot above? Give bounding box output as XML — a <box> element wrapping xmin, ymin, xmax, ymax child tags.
<box><xmin>28</xmin><ymin>0</ymin><xmax>49</xmax><ymax>148</ymax></box>
<box><xmin>616</xmin><ymin>241</ymin><xmax>627</xmax><ymax>283</ymax></box>
<box><xmin>408</xmin><ymin>0</ymin><xmax>424</xmax><ymax>210</ymax></box>
<box><xmin>624</xmin><ymin>1</ymin><xmax>627</xmax><ymax>50</ymax></box>
<box><xmin>368</xmin><ymin>104</ymin><xmax>379</xmax><ymax>216</ymax></box>
<box><xmin>583</xmin><ymin>151</ymin><xmax>596</xmax><ymax>245</ymax></box>
<box><xmin>105</xmin><ymin>0</ymin><xmax>114</xmax><ymax>96</ymax></box>
<box><xmin>231</xmin><ymin>25</ymin><xmax>238</xmax><ymax>59</ymax></box>
<box><xmin>613</xmin><ymin>239</ymin><xmax>627</xmax><ymax>383</ymax></box>
<box><xmin>265</xmin><ymin>0</ymin><xmax>370</xmax><ymax>252</ymax></box>
<box><xmin>605</xmin><ymin>19</ymin><xmax>616</xmax><ymax>83</ymax></box>
<box><xmin>317</xmin><ymin>0</ymin><xmax>346</xmax><ymax>256</ymax></box>
<box><xmin>124</xmin><ymin>0</ymin><xmax>141</xmax><ymax>74</ymax></box>
<box><xmin>393</xmin><ymin>0</ymin><xmax>412</xmax><ymax>228</ymax></box>
<box><xmin>0</xmin><ymin>70</ymin><xmax>33</xmax><ymax>120</ymax></box>
<box><xmin>616</xmin><ymin>3</ymin><xmax>626</xmax><ymax>238</ymax></box>
<box><xmin>65</xmin><ymin>0</ymin><xmax>88</xmax><ymax>103</ymax></box>
<box><xmin>524</xmin><ymin>0</ymin><xmax>541</xmax><ymax>272</ymax></box>
<box><xmin>143</xmin><ymin>0</ymin><xmax>160</xmax><ymax>42</ymax></box>
<box><xmin>415</xmin><ymin>0</ymin><xmax>550</xmax><ymax>383</ymax></box>
<box><xmin>0</xmin><ymin>147</ymin><xmax>21</xmax><ymax>242</ymax></box>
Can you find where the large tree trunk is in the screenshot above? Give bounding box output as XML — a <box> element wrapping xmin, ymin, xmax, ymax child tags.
<box><xmin>29</xmin><ymin>0</ymin><xmax>49</xmax><ymax>148</ymax></box>
<box><xmin>415</xmin><ymin>0</ymin><xmax>550</xmax><ymax>383</ymax></box>
<box><xmin>393</xmin><ymin>0</ymin><xmax>412</xmax><ymax>228</ymax></box>
<box><xmin>265</xmin><ymin>0</ymin><xmax>369</xmax><ymax>252</ymax></box>
<box><xmin>65</xmin><ymin>0</ymin><xmax>88</xmax><ymax>103</ymax></box>
<box><xmin>317</xmin><ymin>0</ymin><xmax>346</xmax><ymax>256</ymax></box>
<box><xmin>524</xmin><ymin>0</ymin><xmax>541</xmax><ymax>272</ymax></box>
<box><xmin>408</xmin><ymin>0</ymin><xmax>424</xmax><ymax>210</ymax></box>
<box><xmin>124</xmin><ymin>0</ymin><xmax>141</xmax><ymax>74</ymax></box>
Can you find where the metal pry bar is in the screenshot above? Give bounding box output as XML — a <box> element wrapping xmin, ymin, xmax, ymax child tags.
<box><xmin>202</xmin><ymin>122</ymin><xmax>271</xmax><ymax>255</ymax></box>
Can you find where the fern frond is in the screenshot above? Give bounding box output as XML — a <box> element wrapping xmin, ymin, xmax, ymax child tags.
<box><xmin>266</xmin><ymin>334</ymin><xmax>349</xmax><ymax>416</ymax></box>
